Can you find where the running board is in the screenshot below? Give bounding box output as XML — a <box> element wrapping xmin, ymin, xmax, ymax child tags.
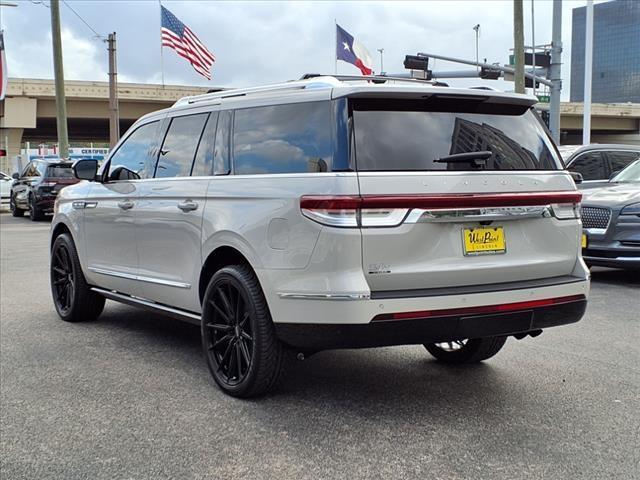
<box><xmin>91</xmin><ymin>287</ymin><xmax>201</xmax><ymax>325</ymax></box>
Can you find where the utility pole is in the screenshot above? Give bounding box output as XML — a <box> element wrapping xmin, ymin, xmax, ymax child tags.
<box><xmin>549</xmin><ymin>0</ymin><xmax>563</xmax><ymax>143</ymax></box>
<box><xmin>50</xmin><ymin>0</ymin><xmax>69</xmax><ymax>159</ymax></box>
<box><xmin>583</xmin><ymin>0</ymin><xmax>594</xmax><ymax>145</ymax></box>
<box><xmin>513</xmin><ymin>0</ymin><xmax>525</xmax><ymax>94</ymax></box>
<box><xmin>107</xmin><ymin>32</ymin><xmax>120</xmax><ymax>148</ymax></box>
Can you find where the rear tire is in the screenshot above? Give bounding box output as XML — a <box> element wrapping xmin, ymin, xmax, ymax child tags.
<box><xmin>50</xmin><ymin>233</ymin><xmax>105</xmax><ymax>322</ymax></box>
<box><xmin>424</xmin><ymin>336</ymin><xmax>507</xmax><ymax>364</ymax></box>
<box><xmin>201</xmin><ymin>265</ymin><xmax>290</xmax><ymax>398</ymax></box>
<box><xmin>29</xmin><ymin>195</ymin><xmax>45</xmax><ymax>221</ymax></box>
<box><xmin>10</xmin><ymin>195</ymin><xmax>24</xmax><ymax>217</ymax></box>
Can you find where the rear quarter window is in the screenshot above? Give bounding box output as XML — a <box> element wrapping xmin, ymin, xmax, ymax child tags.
<box><xmin>233</xmin><ymin>101</ymin><xmax>333</xmax><ymax>174</ymax></box>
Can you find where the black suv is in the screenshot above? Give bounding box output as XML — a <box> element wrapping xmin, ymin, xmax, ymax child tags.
<box><xmin>10</xmin><ymin>159</ymin><xmax>78</xmax><ymax>221</ymax></box>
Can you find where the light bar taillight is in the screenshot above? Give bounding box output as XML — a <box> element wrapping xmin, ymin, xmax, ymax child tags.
<box><xmin>373</xmin><ymin>294</ymin><xmax>586</xmax><ymax>322</ymax></box>
<box><xmin>300</xmin><ymin>191</ymin><xmax>582</xmax><ymax>227</ymax></box>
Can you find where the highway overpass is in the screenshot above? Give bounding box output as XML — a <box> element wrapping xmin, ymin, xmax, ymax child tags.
<box><xmin>1</xmin><ymin>77</ymin><xmax>639</xmax><ymax>173</ymax></box>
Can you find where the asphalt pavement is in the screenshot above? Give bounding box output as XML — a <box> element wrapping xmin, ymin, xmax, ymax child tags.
<box><xmin>1</xmin><ymin>213</ymin><xmax>639</xmax><ymax>480</ymax></box>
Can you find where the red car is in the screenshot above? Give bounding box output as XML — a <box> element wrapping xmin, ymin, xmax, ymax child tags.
<box><xmin>10</xmin><ymin>159</ymin><xmax>79</xmax><ymax>221</ymax></box>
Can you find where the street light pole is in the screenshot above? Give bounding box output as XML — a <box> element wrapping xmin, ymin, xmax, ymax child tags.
<box><xmin>377</xmin><ymin>48</ymin><xmax>384</xmax><ymax>74</ymax></box>
<box><xmin>549</xmin><ymin>0</ymin><xmax>563</xmax><ymax>143</ymax></box>
<box><xmin>583</xmin><ymin>0</ymin><xmax>594</xmax><ymax>145</ymax></box>
<box><xmin>50</xmin><ymin>0</ymin><xmax>69</xmax><ymax>159</ymax></box>
<box><xmin>473</xmin><ymin>24</ymin><xmax>480</xmax><ymax>72</ymax></box>
<box><xmin>513</xmin><ymin>0</ymin><xmax>525</xmax><ymax>94</ymax></box>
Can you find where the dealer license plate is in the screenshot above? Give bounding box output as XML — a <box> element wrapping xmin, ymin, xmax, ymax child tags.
<box><xmin>463</xmin><ymin>227</ymin><xmax>506</xmax><ymax>256</ymax></box>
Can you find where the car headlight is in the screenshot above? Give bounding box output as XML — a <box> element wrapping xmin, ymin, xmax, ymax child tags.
<box><xmin>620</xmin><ymin>202</ymin><xmax>640</xmax><ymax>216</ymax></box>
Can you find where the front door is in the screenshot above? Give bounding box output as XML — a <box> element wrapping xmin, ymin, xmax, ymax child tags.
<box><xmin>83</xmin><ymin>120</ymin><xmax>162</xmax><ymax>296</ymax></box>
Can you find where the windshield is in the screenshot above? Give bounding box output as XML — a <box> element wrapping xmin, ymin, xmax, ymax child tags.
<box><xmin>612</xmin><ymin>160</ymin><xmax>640</xmax><ymax>183</ymax></box>
<box><xmin>46</xmin><ymin>165</ymin><xmax>74</xmax><ymax>178</ymax></box>
<box><xmin>351</xmin><ymin>99</ymin><xmax>561</xmax><ymax>171</ymax></box>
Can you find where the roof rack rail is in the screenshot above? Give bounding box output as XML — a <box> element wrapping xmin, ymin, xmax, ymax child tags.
<box><xmin>300</xmin><ymin>73</ymin><xmax>448</xmax><ymax>87</ymax></box>
<box><xmin>173</xmin><ymin>74</ymin><xmax>449</xmax><ymax>107</ymax></box>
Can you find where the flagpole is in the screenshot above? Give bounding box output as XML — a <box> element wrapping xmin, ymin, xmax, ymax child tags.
<box><xmin>334</xmin><ymin>19</ymin><xmax>337</xmax><ymax>75</ymax></box>
<box><xmin>159</xmin><ymin>0</ymin><xmax>165</xmax><ymax>88</ymax></box>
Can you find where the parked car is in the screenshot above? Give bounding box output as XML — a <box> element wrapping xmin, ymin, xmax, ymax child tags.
<box><xmin>581</xmin><ymin>159</ymin><xmax>640</xmax><ymax>269</ymax></box>
<box><xmin>50</xmin><ymin>76</ymin><xmax>589</xmax><ymax>397</ymax></box>
<box><xmin>10</xmin><ymin>159</ymin><xmax>78</xmax><ymax>221</ymax></box>
<box><xmin>0</xmin><ymin>171</ymin><xmax>12</xmax><ymax>207</ymax></box>
<box><xmin>564</xmin><ymin>144</ymin><xmax>640</xmax><ymax>188</ymax></box>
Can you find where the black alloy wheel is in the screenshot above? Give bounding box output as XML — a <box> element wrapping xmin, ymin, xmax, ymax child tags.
<box><xmin>50</xmin><ymin>233</ymin><xmax>105</xmax><ymax>322</ymax></box>
<box><xmin>201</xmin><ymin>265</ymin><xmax>290</xmax><ymax>398</ymax></box>
<box><xmin>206</xmin><ymin>279</ymin><xmax>254</xmax><ymax>386</ymax></box>
<box><xmin>51</xmin><ymin>242</ymin><xmax>75</xmax><ymax>316</ymax></box>
<box><xmin>10</xmin><ymin>194</ymin><xmax>24</xmax><ymax>217</ymax></box>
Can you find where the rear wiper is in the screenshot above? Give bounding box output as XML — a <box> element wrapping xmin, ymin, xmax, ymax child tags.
<box><xmin>434</xmin><ymin>151</ymin><xmax>492</xmax><ymax>168</ymax></box>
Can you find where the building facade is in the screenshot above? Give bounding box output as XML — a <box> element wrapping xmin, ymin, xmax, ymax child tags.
<box><xmin>571</xmin><ymin>0</ymin><xmax>640</xmax><ymax>103</ymax></box>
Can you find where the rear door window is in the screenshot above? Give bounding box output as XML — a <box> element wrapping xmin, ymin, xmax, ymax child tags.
<box><xmin>155</xmin><ymin>113</ymin><xmax>209</xmax><ymax>178</ymax></box>
<box><xmin>351</xmin><ymin>99</ymin><xmax>560</xmax><ymax>171</ymax></box>
<box><xmin>46</xmin><ymin>165</ymin><xmax>74</xmax><ymax>178</ymax></box>
<box><xmin>569</xmin><ymin>152</ymin><xmax>606</xmax><ymax>180</ymax></box>
<box><xmin>607</xmin><ymin>151</ymin><xmax>640</xmax><ymax>176</ymax></box>
<box><xmin>233</xmin><ymin>101</ymin><xmax>333</xmax><ymax>174</ymax></box>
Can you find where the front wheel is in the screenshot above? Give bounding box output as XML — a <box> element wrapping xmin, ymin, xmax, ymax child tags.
<box><xmin>201</xmin><ymin>265</ymin><xmax>290</xmax><ymax>398</ymax></box>
<box><xmin>424</xmin><ymin>336</ymin><xmax>507</xmax><ymax>364</ymax></box>
<box><xmin>51</xmin><ymin>233</ymin><xmax>105</xmax><ymax>322</ymax></box>
<box><xmin>10</xmin><ymin>195</ymin><xmax>24</xmax><ymax>217</ymax></box>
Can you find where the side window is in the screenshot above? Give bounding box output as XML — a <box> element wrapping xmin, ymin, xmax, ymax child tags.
<box><xmin>608</xmin><ymin>151</ymin><xmax>640</xmax><ymax>175</ymax></box>
<box><xmin>233</xmin><ymin>101</ymin><xmax>332</xmax><ymax>175</ymax></box>
<box><xmin>569</xmin><ymin>152</ymin><xmax>606</xmax><ymax>181</ymax></box>
<box><xmin>22</xmin><ymin>162</ymin><xmax>35</xmax><ymax>177</ymax></box>
<box><xmin>213</xmin><ymin>110</ymin><xmax>231</xmax><ymax>175</ymax></box>
<box><xmin>155</xmin><ymin>113</ymin><xmax>209</xmax><ymax>178</ymax></box>
<box><xmin>35</xmin><ymin>162</ymin><xmax>47</xmax><ymax>176</ymax></box>
<box><xmin>108</xmin><ymin>121</ymin><xmax>159</xmax><ymax>181</ymax></box>
<box><xmin>192</xmin><ymin>112</ymin><xmax>219</xmax><ymax>176</ymax></box>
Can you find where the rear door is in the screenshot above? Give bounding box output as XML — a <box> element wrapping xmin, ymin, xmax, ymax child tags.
<box><xmin>135</xmin><ymin>111</ymin><xmax>213</xmax><ymax>312</ymax></box>
<box><xmin>350</xmin><ymin>95</ymin><xmax>581</xmax><ymax>293</ymax></box>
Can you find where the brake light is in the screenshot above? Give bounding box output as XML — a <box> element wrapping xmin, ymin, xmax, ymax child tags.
<box><xmin>301</xmin><ymin>191</ymin><xmax>582</xmax><ymax>227</ymax></box>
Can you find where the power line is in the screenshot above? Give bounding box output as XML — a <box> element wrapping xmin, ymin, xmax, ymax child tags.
<box><xmin>61</xmin><ymin>0</ymin><xmax>103</xmax><ymax>39</ymax></box>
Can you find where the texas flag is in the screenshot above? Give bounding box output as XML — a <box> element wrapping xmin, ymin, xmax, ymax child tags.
<box><xmin>336</xmin><ymin>24</ymin><xmax>373</xmax><ymax>76</ymax></box>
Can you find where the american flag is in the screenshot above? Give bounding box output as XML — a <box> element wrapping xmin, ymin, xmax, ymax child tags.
<box><xmin>161</xmin><ymin>6</ymin><xmax>215</xmax><ymax>80</ymax></box>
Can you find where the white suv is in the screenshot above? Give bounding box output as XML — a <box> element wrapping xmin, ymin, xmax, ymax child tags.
<box><xmin>50</xmin><ymin>76</ymin><xmax>590</xmax><ymax>397</ymax></box>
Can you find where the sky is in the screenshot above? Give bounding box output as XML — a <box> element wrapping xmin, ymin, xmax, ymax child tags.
<box><xmin>1</xmin><ymin>0</ymin><xmax>604</xmax><ymax>100</ymax></box>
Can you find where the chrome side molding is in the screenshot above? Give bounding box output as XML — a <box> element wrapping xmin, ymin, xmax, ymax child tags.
<box><xmin>88</xmin><ymin>267</ymin><xmax>191</xmax><ymax>289</ymax></box>
<box><xmin>405</xmin><ymin>205</ymin><xmax>552</xmax><ymax>223</ymax></box>
<box><xmin>91</xmin><ymin>287</ymin><xmax>200</xmax><ymax>325</ymax></box>
<box><xmin>277</xmin><ymin>292</ymin><xmax>371</xmax><ymax>301</ymax></box>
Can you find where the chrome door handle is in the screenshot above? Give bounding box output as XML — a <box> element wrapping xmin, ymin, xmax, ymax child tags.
<box><xmin>117</xmin><ymin>200</ymin><xmax>134</xmax><ymax>210</ymax></box>
<box><xmin>177</xmin><ymin>200</ymin><xmax>198</xmax><ymax>212</ymax></box>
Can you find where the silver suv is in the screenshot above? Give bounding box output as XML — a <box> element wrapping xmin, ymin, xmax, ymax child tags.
<box><xmin>50</xmin><ymin>76</ymin><xmax>590</xmax><ymax>397</ymax></box>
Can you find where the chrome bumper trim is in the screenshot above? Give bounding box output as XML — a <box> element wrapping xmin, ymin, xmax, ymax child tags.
<box><xmin>405</xmin><ymin>205</ymin><xmax>551</xmax><ymax>223</ymax></box>
<box><xmin>278</xmin><ymin>292</ymin><xmax>371</xmax><ymax>301</ymax></box>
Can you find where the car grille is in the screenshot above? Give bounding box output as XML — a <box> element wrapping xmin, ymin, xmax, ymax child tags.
<box><xmin>581</xmin><ymin>207</ymin><xmax>611</xmax><ymax>229</ymax></box>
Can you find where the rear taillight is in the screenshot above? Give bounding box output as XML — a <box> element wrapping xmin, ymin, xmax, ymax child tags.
<box><xmin>301</xmin><ymin>191</ymin><xmax>582</xmax><ymax>227</ymax></box>
<box><xmin>40</xmin><ymin>181</ymin><xmax>57</xmax><ymax>187</ymax></box>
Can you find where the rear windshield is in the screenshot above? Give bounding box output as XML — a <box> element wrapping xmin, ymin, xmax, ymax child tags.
<box><xmin>351</xmin><ymin>98</ymin><xmax>561</xmax><ymax>171</ymax></box>
<box><xmin>46</xmin><ymin>165</ymin><xmax>74</xmax><ymax>178</ymax></box>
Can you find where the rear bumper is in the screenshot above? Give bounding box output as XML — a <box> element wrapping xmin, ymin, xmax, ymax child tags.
<box><xmin>275</xmin><ymin>296</ymin><xmax>587</xmax><ymax>350</ymax></box>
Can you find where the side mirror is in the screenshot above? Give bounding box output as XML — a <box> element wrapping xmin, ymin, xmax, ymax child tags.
<box><xmin>12</xmin><ymin>172</ymin><xmax>19</xmax><ymax>180</ymax></box>
<box><xmin>73</xmin><ymin>159</ymin><xmax>99</xmax><ymax>181</ymax></box>
<box><xmin>569</xmin><ymin>171</ymin><xmax>583</xmax><ymax>184</ymax></box>
<box><xmin>609</xmin><ymin>170</ymin><xmax>620</xmax><ymax>181</ymax></box>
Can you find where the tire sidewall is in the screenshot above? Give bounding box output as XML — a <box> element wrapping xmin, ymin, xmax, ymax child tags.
<box><xmin>201</xmin><ymin>267</ymin><xmax>262</xmax><ymax>397</ymax></box>
<box><xmin>50</xmin><ymin>234</ymin><xmax>78</xmax><ymax>320</ymax></box>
